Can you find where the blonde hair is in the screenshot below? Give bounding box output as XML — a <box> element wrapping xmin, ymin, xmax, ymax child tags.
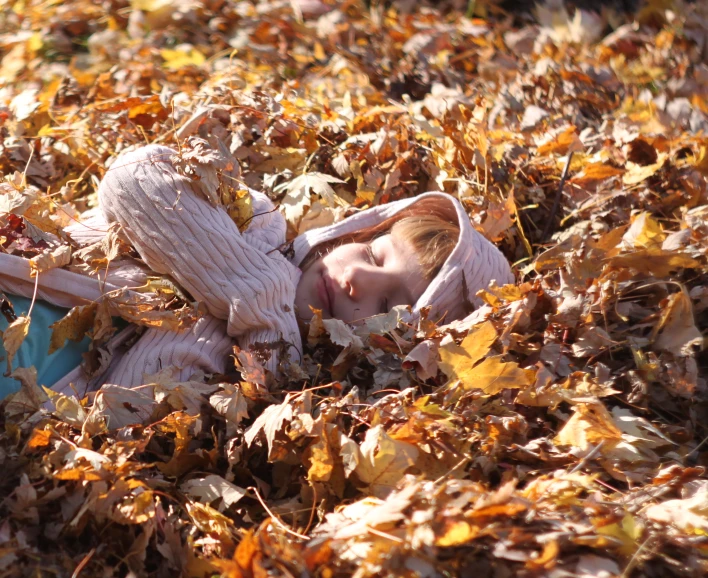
<box><xmin>300</xmin><ymin>198</ymin><xmax>460</xmax><ymax>281</ymax></box>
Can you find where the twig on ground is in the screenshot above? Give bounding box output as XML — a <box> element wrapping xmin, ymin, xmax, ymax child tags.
<box><xmin>541</xmin><ymin>152</ymin><xmax>574</xmax><ymax>243</ymax></box>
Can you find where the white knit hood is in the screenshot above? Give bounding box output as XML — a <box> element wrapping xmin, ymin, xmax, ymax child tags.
<box><xmin>291</xmin><ymin>193</ymin><xmax>514</xmax><ymax>324</ymax></box>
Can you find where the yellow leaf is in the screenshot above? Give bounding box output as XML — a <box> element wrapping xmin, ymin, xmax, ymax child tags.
<box><xmin>554</xmin><ymin>402</ymin><xmax>623</xmax><ymax>451</ymax></box>
<box><xmin>606</xmin><ymin>249</ymin><xmax>699</xmax><ymax>277</ymax></box>
<box><xmin>160</xmin><ymin>47</ymin><xmax>206</xmax><ymax>70</ymax></box>
<box><xmin>623</xmin><ymin>154</ymin><xmax>666</xmax><ymax>185</ymax></box>
<box><xmin>307</xmin><ymin>431</ymin><xmax>335</xmax><ymax>483</ymax></box>
<box><xmin>572</xmin><ymin>162</ymin><xmax>625</xmax><ymax>185</ymax></box>
<box><xmin>462</xmin><ymin>355</ymin><xmax>535</xmax><ymax>394</ymax></box>
<box><xmin>690</xmin><ymin>145</ymin><xmax>708</xmax><ymax>176</ymax></box>
<box><xmin>126</xmin><ymin>97</ymin><xmax>166</xmax><ymax>119</ymax></box>
<box><xmin>595</xmin><ymin>514</ymin><xmax>643</xmax><ymax>557</ymax></box>
<box><xmin>478</xmin><ymin>282</ymin><xmax>523</xmax><ymax>306</ymax></box>
<box><xmin>439</xmin><ymin>321</ymin><xmax>497</xmax><ymax>378</ymax></box>
<box><xmin>440</xmin><ymin>323</ymin><xmax>533</xmax><ymax>393</ymax></box>
<box><xmin>186</xmin><ymin>500</ymin><xmax>235</xmax><ymax>544</ymax></box>
<box><xmin>37</xmin><ymin>124</ymin><xmax>56</xmax><ymax>137</ymax></box>
<box><xmin>537</xmin><ymin>126</ymin><xmax>584</xmax><ymax>156</ymax></box>
<box><xmin>43</xmin><ymin>387</ymin><xmax>88</xmax><ymax>427</ymax></box>
<box><xmin>26</xmin><ymin>427</ymin><xmax>52</xmax><ymax>450</ymax></box>
<box><xmin>355</xmin><ymin>425</ymin><xmax>418</xmax><ymax>498</ymax></box>
<box><xmin>622</xmin><ymin>212</ymin><xmax>665</xmax><ymax>250</ymax></box>
<box><xmin>112</xmin><ymin>480</ymin><xmax>156</xmax><ymax>524</ymax></box>
<box><xmin>27</xmin><ymin>32</ymin><xmax>43</xmax><ymax>53</ymax></box>
<box><xmin>436</xmin><ymin>520</ymin><xmax>478</xmax><ymax>546</ymax></box>
<box><xmin>222</xmin><ymin>187</ymin><xmax>253</xmax><ymax>232</ymax></box>
<box><xmin>526</xmin><ymin>540</ymin><xmax>560</xmax><ymax>570</ymax></box>
<box><xmin>131</xmin><ymin>0</ymin><xmax>172</xmax><ymax>11</ymax></box>
<box><xmin>2</xmin><ymin>316</ymin><xmax>30</xmax><ymax>374</ymax></box>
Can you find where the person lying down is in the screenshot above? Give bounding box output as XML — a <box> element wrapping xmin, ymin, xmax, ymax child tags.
<box><xmin>0</xmin><ymin>145</ymin><xmax>513</xmax><ymax>400</ymax></box>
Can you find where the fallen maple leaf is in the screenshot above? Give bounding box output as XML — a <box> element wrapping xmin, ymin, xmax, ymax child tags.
<box><xmin>274</xmin><ymin>172</ymin><xmax>346</xmax><ymax>225</ymax></box>
<box><xmin>354</xmin><ymin>425</ymin><xmax>419</xmax><ymax>498</ymax></box>
<box><xmin>643</xmin><ymin>481</ymin><xmax>708</xmax><ymax>533</ymax></box>
<box><xmin>651</xmin><ymin>288</ymin><xmax>703</xmax><ymax>356</ymax></box>
<box><xmin>439</xmin><ymin>321</ymin><xmax>497</xmax><ymax>377</ymax></box>
<box><xmin>462</xmin><ymin>355</ymin><xmax>536</xmax><ymax>395</ymax></box>
<box><xmin>439</xmin><ymin>322</ymin><xmax>534</xmax><ymax>393</ymax></box>
<box><xmin>209</xmin><ymin>382</ymin><xmax>249</xmax><ymax>437</ymax></box>
<box><xmin>554</xmin><ymin>402</ymin><xmax>623</xmax><ymax>451</ymax></box>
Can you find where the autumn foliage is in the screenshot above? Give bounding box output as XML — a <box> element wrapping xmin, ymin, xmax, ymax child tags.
<box><xmin>2</xmin><ymin>0</ymin><xmax>708</xmax><ymax>576</ymax></box>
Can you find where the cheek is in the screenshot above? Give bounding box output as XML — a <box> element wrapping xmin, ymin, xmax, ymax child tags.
<box><xmin>296</xmin><ymin>261</ymin><xmax>320</xmax><ymax>303</ymax></box>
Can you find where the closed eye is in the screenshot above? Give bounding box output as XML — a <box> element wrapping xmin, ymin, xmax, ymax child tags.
<box><xmin>366</xmin><ymin>245</ymin><xmax>380</xmax><ymax>267</ymax></box>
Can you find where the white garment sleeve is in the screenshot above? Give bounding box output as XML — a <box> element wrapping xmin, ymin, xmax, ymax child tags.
<box><xmin>98</xmin><ymin>144</ymin><xmax>302</xmax><ymax>375</ymax></box>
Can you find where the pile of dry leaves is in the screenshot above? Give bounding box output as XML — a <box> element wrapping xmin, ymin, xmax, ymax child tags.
<box><xmin>2</xmin><ymin>0</ymin><xmax>708</xmax><ymax>576</ymax></box>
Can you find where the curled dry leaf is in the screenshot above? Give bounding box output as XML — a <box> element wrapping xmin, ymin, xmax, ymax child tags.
<box><xmin>554</xmin><ymin>402</ymin><xmax>623</xmax><ymax>452</ymax></box>
<box><xmin>243</xmin><ymin>393</ymin><xmax>298</xmax><ymax>458</ymax></box>
<box><xmin>652</xmin><ymin>289</ymin><xmax>703</xmax><ymax>356</ymax></box>
<box><xmin>48</xmin><ymin>302</ymin><xmax>97</xmax><ymax>355</ymax></box>
<box><xmin>28</xmin><ymin>245</ymin><xmax>71</xmax><ymax>277</ymax></box>
<box><xmin>209</xmin><ymin>382</ymin><xmax>249</xmax><ymax>437</ymax></box>
<box><xmin>181</xmin><ymin>475</ymin><xmax>247</xmax><ymax>512</ymax></box>
<box><xmin>2</xmin><ymin>315</ymin><xmax>30</xmax><ymax>375</ymax></box>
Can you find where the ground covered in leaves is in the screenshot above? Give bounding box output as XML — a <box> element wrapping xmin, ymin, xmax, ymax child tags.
<box><xmin>2</xmin><ymin>0</ymin><xmax>708</xmax><ymax>576</ymax></box>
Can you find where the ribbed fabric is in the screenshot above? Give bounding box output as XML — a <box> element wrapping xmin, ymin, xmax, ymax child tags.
<box><xmin>105</xmin><ymin>315</ymin><xmax>232</xmax><ymax>386</ymax></box>
<box><xmin>98</xmin><ymin>145</ymin><xmax>302</xmax><ymax>375</ymax></box>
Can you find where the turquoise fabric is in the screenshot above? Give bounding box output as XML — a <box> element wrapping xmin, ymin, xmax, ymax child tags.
<box><xmin>0</xmin><ymin>295</ymin><xmax>90</xmax><ymax>400</ymax></box>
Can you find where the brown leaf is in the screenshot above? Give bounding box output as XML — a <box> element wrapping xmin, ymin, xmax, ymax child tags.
<box><xmin>28</xmin><ymin>244</ymin><xmax>71</xmax><ymax>277</ymax></box>
<box><xmin>2</xmin><ymin>315</ymin><xmax>29</xmax><ymax>374</ymax></box>
<box><xmin>652</xmin><ymin>289</ymin><xmax>703</xmax><ymax>356</ymax></box>
<box><xmin>48</xmin><ymin>302</ymin><xmax>97</xmax><ymax>355</ymax></box>
<box><xmin>209</xmin><ymin>382</ymin><xmax>249</xmax><ymax>437</ymax></box>
<box><xmin>571</xmin><ymin>162</ymin><xmax>625</xmax><ymax>186</ymax></box>
<box><xmin>243</xmin><ymin>393</ymin><xmax>297</xmax><ymax>458</ymax></box>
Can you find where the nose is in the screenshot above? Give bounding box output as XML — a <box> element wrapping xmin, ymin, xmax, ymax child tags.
<box><xmin>342</xmin><ymin>262</ymin><xmax>379</xmax><ymax>301</ymax></box>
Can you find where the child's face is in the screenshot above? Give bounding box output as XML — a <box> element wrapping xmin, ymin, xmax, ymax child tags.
<box><xmin>295</xmin><ymin>233</ymin><xmax>428</xmax><ymax>324</ymax></box>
